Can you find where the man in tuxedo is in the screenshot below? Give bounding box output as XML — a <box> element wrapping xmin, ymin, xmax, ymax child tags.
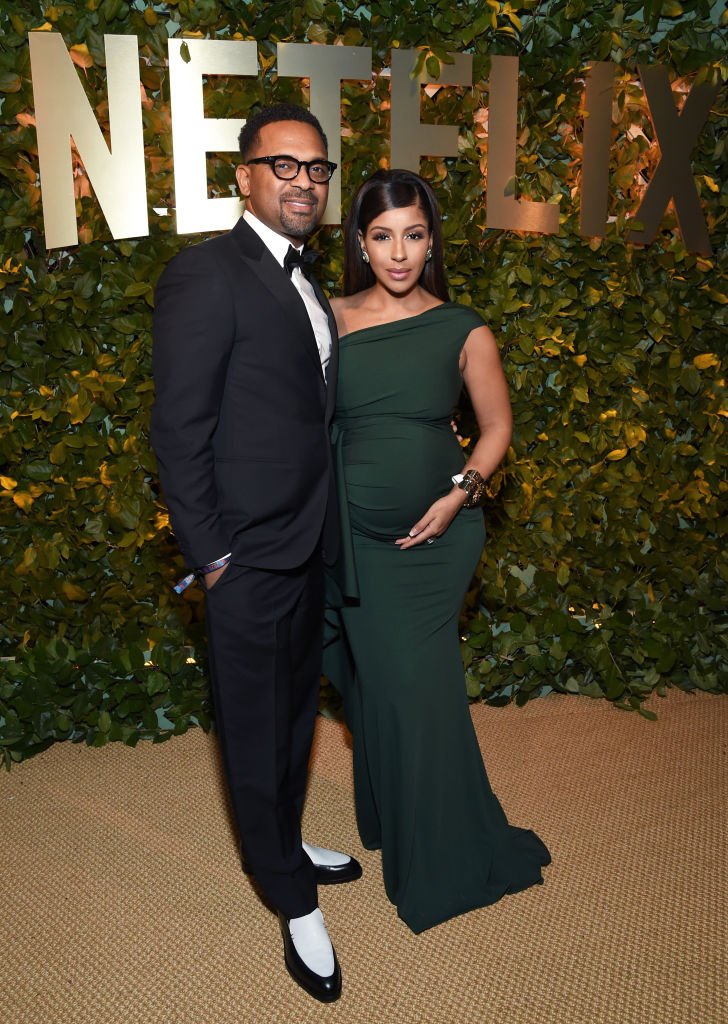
<box><xmin>151</xmin><ymin>103</ymin><xmax>360</xmax><ymax>1004</ymax></box>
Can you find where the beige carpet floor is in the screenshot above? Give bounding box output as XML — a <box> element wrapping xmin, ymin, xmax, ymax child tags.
<box><xmin>1</xmin><ymin>689</ymin><xmax>726</xmax><ymax>1024</ymax></box>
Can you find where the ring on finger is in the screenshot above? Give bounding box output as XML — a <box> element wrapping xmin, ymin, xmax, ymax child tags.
<box><xmin>426</xmin><ymin>538</ymin><xmax>435</xmax><ymax>545</ymax></box>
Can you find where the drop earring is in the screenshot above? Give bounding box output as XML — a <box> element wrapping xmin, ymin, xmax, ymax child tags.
<box><xmin>425</xmin><ymin>247</ymin><xmax>433</xmax><ymax>262</ymax></box>
<box><xmin>361</xmin><ymin>249</ymin><xmax>370</xmax><ymax>264</ymax></box>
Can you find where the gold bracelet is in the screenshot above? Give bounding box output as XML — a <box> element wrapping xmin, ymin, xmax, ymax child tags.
<box><xmin>453</xmin><ymin>469</ymin><xmax>487</xmax><ymax>508</ymax></box>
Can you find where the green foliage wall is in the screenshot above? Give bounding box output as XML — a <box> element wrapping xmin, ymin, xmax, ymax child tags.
<box><xmin>1</xmin><ymin>0</ymin><xmax>726</xmax><ymax>764</ymax></box>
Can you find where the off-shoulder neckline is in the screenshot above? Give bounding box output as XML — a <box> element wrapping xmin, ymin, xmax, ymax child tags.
<box><xmin>337</xmin><ymin>301</ymin><xmax>462</xmax><ymax>341</ymax></box>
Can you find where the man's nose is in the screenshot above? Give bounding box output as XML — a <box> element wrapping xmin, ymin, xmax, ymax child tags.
<box><xmin>294</xmin><ymin>165</ymin><xmax>317</xmax><ymax>187</ymax></box>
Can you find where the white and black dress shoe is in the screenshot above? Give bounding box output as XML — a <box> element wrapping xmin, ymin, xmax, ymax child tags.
<box><xmin>278</xmin><ymin>908</ymin><xmax>342</xmax><ymax>1003</ymax></box>
<box><xmin>303</xmin><ymin>841</ymin><xmax>363</xmax><ymax>886</ymax></box>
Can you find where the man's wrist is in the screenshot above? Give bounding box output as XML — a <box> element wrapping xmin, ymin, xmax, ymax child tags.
<box><xmin>203</xmin><ymin>563</ymin><xmax>229</xmax><ymax>590</ymax></box>
<box><xmin>197</xmin><ymin>552</ymin><xmax>232</xmax><ymax>576</ymax></box>
<box><xmin>173</xmin><ymin>552</ymin><xmax>232</xmax><ymax>593</ymax></box>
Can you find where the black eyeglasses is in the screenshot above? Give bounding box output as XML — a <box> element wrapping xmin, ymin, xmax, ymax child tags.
<box><xmin>246</xmin><ymin>155</ymin><xmax>337</xmax><ymax>184</ymax></box>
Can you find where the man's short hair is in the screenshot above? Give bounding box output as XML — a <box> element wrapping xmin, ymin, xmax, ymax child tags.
<box><xmin>238</xmin><ymin>103</ymin><xmax>328</xmax><ymax>161</ymax></box>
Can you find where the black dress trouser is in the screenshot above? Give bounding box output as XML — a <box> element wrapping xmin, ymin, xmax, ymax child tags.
<box><xmin>203</xmin><ymin>550</ymin><xmax>323</xmax><ymax>919</ymax></box>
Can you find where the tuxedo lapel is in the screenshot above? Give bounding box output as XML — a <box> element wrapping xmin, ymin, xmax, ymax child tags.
<box><xmin>229</xmin><ymin>219</ymin><xmax>323</xmax><ymax>376</ymax></box>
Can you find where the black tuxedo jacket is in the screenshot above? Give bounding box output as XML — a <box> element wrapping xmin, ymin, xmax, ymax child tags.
<box><xmin>151</xmin><ymin>217</ymin><xmax>339</xmax><ymax>572</ymax></box>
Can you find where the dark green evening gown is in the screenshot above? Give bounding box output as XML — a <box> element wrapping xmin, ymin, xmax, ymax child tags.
<box><xmin>325</xmin><ymin>303</ymin><xmax>550</xmax><ymax>933</ymax></box>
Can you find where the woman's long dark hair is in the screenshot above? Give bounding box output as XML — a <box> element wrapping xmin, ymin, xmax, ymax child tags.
<box><xmin>343</xmin><ymin>169</ymin><xmax>449</xmax><ymax>301</ymax></box>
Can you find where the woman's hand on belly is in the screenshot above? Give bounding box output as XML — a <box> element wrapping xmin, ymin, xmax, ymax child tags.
<box><xmin>395</xmin><ymin>488</ymin><xmax>468</xmax><ymax>550</ymax></box>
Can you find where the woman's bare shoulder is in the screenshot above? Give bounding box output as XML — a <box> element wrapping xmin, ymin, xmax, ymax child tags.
<box><xmin>329</xmin><ymin>292</ymin><xmax>372</xmax><ymax>335</ymax></box>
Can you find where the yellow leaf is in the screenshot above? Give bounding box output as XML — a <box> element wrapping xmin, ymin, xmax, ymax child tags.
<box><xmin>61</xmin><ymin>582</ymin><xmax>88</xmax><ymax>602</ymax></box>
<box><xmin>13</xmin><ymin>491</ymin><xmax>34</xmax><ymax>510</ymax></box>
<box><xmin>0</xmin><ymin>475</ymin><xmax>18</xmax><ymax>489</ymax></box>
<box><xmin>50</xmin><ymin>441</ymin><xmax>66</xmax><ymax>465</ymax></box>
<box><xmin>606</xmin><ymin>448</ymin><xmax>629</xmax><ymax>461</ymax></box>
<box><xmin>70</xmin><ymin>43</ymin><xmax>94</xmax><ymax>69</ymax></box>
<box><xmin>693</xmin><ymin>353</ymin><xmax>720</xmax><ymax>370</ymax></box>
<box><xmin>624</xmin><ymin>424</ymin><xmax>647</xmax><ymax>447</ymax></box>
<box><xmin>573</xmin><ymin>354</ymin><xmax>587</xmax><ymax>367</ymax></box>
<box><xmin>703</xmin><ymin>175</ymin><xmax>719</xmax><ymax>193</ymax></box>
<box><xmin>65</xmin><ymin>392</ymin><xmax>92</xmax><ymax>424</ymax></box>
<box><xmin>100</xmin><ymin>463</ymin><xmax>114</xmax><ymax>487</ymax></box>
<box><xmin>17</xmin><ymin>546</ymin><xmax>37</xmax><ymax>574</ymax></box>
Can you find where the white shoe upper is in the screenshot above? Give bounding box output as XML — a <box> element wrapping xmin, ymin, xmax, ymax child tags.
<box><xmin>302</xmin><ymin>840</ymin><xmax>351</xmax><ymax>867</ymax></box>
<box><xmin>288</xmin><ymin>907</ymin><xmax>335</xmax><ymax>977</ymax></box>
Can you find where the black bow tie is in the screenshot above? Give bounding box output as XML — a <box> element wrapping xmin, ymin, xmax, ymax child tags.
<box><xmin>283</xmin><ymin>245</ymin><xmax>319</xmax><ymax>279</ymax></box>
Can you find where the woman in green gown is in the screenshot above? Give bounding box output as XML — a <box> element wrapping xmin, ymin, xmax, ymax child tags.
<box><xmin>325</xmin><ymin>169</ymin><xmax>550</xmax><ymax>933</ymax></box>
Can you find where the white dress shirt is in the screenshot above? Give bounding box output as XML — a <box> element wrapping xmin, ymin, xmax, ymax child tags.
<box><xmin>243</xmin><ymin>210</ymin><xmax>332</xmax><ymax>377</ymax></box>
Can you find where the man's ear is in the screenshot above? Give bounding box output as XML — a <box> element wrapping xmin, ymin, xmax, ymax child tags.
<box><xmin>235</xmin><ymin>164</ymin><xmax>250</xmax><ymax>199</ymax></box>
